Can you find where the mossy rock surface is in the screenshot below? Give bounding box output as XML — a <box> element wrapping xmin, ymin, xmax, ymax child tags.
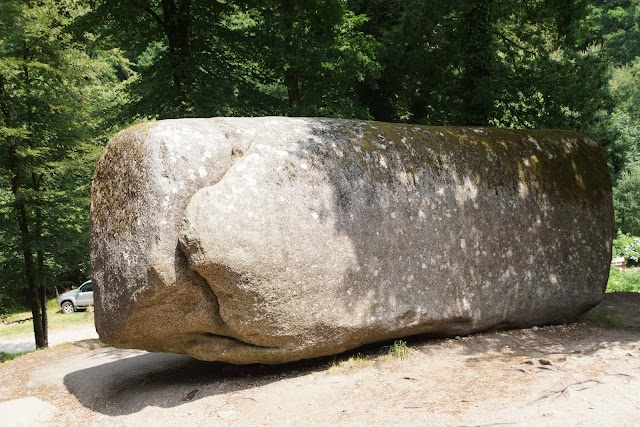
<box><xmin>91</xmin><ymin>117</ymin><xmax>613</xmax><ymax>364</ymax></box>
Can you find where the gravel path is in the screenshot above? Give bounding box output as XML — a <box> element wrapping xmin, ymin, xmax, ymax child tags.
<box><xmin>0</xmin><ymin>326</ymin><xmax>98</xmax><ymax>354</ymax></box>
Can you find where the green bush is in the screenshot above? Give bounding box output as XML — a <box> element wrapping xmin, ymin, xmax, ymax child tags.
<box><xmin>614</xmin><ymin>164</ymin><xmax>640</xmax><ymax>236</ymax></box>
<box><xmin>607</xmin><ymin>267</ymin><xmax>640</xmax><ymax>292</ymax></box>
<box><xmin>0</xmin><ymin>291</ymin><xmax>20</xmax><ymax>322</ymax></box>
<box><xmin>612</xmin><ymin>231</ymin><xmax>640</xmax><ymax>265</ymax></box>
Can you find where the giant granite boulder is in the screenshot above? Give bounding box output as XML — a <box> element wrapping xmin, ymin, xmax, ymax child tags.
<box><xmin>90</xmin><ymin>117</ymin><xmax>613</xmax><ymax>364</ymax></box>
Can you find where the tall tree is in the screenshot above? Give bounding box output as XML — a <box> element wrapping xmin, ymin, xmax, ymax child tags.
<box><xmin>246</xmin><ymin>0</ymin><xmax>380</xmax><ymax>117</ymax></box>
<box><xmin>85</xmin><ymin>0</ymin><xmax>379</xmax><ymax>120</ymax></box>
<box><xmin>489</xmin><ymin>0</ymin><xmax>610</xmax><ymax>130</ymax></box>
<box><xmin>351</xmin><ymin>0</ymin><xmax>609</xmax><ymax>130</ymax></box>
<box><xmin>585</xmin><ymin>0</ymin><xmax>640</xmax><ymax>65</ymax></box>
<box><xmin>84</xmin><ymin>0</ymin><xmax>251</xmax><ymax>118</ymax></box>
<box><xmin>0</xmin><ymin>0</ymin><xmax>124</xmax><ymax>347</ymax></box>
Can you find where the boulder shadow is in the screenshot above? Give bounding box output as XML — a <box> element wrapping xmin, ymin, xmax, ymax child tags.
<box><xmin>63</xmin><ymin>349</ymin><xmax>333</xmax><ymax>416</ymax></box>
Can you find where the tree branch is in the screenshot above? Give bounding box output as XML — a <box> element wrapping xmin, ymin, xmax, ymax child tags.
<box><xmin>136</xmin><ymin>0</ymin><xmax>166</xmax><ymax>30</ymax></box>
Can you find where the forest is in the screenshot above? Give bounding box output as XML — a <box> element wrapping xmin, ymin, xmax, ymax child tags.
<box><xmin>0</xmin><ymin>0</ymin><xmax>639</xmax><ymax>347</ymax></box>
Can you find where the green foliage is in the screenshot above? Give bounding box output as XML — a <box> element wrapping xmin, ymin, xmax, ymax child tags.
<box><xmin>0</xmin><ymin>290</ymin><xmax>20</xmax><ymax>320</ymax></box>
<box><xmin>585</xmin><ymin>0</ymin><xmax>640</xmax><ymax>65</ymax></box>
<box><xmin>607</xmin><ymin>58</ymin><xmax>640</xmax><ymax>181</ymax></box>
<box><xmin>614</xmin><ymin>165</ymin><xmax>640</xmax><ymax>235</ymax></box>
<box><xmin>0</xmin><ymin>299</ymin><xmax>95</xmax><ymax>338</ymax></box>
<box><xmin>348</xmin><ymin>0</ymin><xmax>611</xmax><ymax>129</ymax></box>
<box><xmin>0</xmin><ymin>0</ymin><xmax>125</xmax><ymax>342</ymax></box>
<box><xmin>83</xmin><ymin>0</ymin><xmax>379</xmax><ymax>119</ymax></box>
<box><xmin>612</xmin><ymin>232</ymin><xmax>640</xmax><ymax>263</ymax></box>
<box><xmin>1</xmin><ymin>352</ymin><xmax>26</xmax><ymax>363</ymax></box>
<box><xmin>607</xmin><ymin>267</ymin><xmax>640</xmax><ymax>293</ymax></box>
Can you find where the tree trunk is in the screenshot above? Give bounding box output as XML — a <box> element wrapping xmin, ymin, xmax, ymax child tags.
<box><xmin>284</xmin><ymin>68</ymin><xmax>301</xmax><ymax>108</ymax></box>
<box><xmin>460</xmin><ymin>0</ymin><xmax>494</xmax><ymax>126</ymax></box>
<box><xmin>34</xmin><ymin>173</ymin><xmax>48</xmax><ymax>346</ymax></box>
<box><xmin>17</xmin><ymin>42</ymin><xmax>46</xmax><ymax>349</ymax></box>
<box><xmin>0</xmin><ymin>76</ymin><xmax>43</xmax><ymax>345</ymax></box>
<box><xmin>281</xmin><ymin>0</ymin><xmax>301</xmax><ymax>109</ymax></box>
<box><xmin>160</xmin><ymin>0</ymin><xmax>191</xmax><ymax>110</ymax></box>
<box><xmin>10</xmin><ymin>155</ymin><xmax>45</xmax><ymax>348</ymax></box>
<box><xmin>38</xmin><ymin>275</ymin><xmax>48</xmax><ymax>346</ymax></box>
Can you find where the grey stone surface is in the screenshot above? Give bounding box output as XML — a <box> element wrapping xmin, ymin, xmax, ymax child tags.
<box><xmin>0</xmin><ymin>397</ymin><xmax>57</xmax><ymax>426</ymax></box>
<box><xmin>90</xmin><ymin>117</ymin><xmax>614</xmax><ymax>364</ymax></box>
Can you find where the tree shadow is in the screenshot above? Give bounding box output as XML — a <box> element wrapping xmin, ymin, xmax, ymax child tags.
<box><xmin>301</xmin><ymin>120</ymin><xmax>613</xmax><ymax>345</ymax></box>
<box><xmin>436</xmin><ymin>292</ymin><xmax>640</xmax><ymax>366</ymax></box>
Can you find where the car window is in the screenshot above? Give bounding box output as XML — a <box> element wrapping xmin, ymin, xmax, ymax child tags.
<box><xmin>80</xmin><ymin>282</ymin><xmax>93</xmax><ymax>292</ymax></box>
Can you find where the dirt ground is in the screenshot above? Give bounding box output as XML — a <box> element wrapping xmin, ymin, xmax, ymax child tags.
<box><xmin>1</xmin><ymin>293</ymin><xmax>640</xmax><ymax>427</ymax></box>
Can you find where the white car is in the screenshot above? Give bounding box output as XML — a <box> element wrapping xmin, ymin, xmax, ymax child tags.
<box><xmin>57</xmin><ymin>280</ymin><xmax>94</xmax><ymax>314</ymax></box>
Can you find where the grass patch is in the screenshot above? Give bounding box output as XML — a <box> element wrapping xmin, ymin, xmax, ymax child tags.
<box><xmin>381</xmin><ymin>340</ymin><xmax>412</xmax><ymax>360</ymax></box>
<box><xmin>607</xmin><ymin>267</ymin><xmax>640</xmax><ymax>293</ymax></box>
<box><xmin>0</xmin><ymin>299</ymin><xmax>94</xmax><ymax>338</ymax></box>
<box><xmin>349</xmin><ymin>352</ymin><xmax>369</xmax><ymax>364</ymax></box>
<box><xmin>1</xmin><ymin>352</ymin><xmax>27</xmax><ymax>363</ymax></box>
<box><xmin>328</xmin><ymin>352</ymin><xmax>371</xmax><ymax>371</ymax></box>
<box><xmin>328</xmin><ymin>340</ymin><xmax>414</xmax><ymax>372</ymax></box>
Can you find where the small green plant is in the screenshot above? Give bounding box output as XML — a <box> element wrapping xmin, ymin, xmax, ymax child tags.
<box><xmin>1</xmin><ymin>352</ymin><xmax>26</xmax><ymax>363</ymax></box>
<box><xmin>383</xmin><ymin>340</ymin><xmax>411</xmax><ymax>360</ymax></box>
<box><xmin>344</xmin><ymin>352</ymin><xmax>369</xmax><ymax>366</ymax></box>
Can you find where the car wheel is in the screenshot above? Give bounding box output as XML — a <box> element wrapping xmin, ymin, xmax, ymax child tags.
<box><xmin>61</xmin><ymin>301</ymin><xmax>75</xmax><ymax>314</ymax></box>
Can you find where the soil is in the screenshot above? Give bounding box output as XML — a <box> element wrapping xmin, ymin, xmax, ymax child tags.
<box><xmin>1</xmin><ymin>292</ymin><xmax>640</xmax><ymax>426</ymax></box>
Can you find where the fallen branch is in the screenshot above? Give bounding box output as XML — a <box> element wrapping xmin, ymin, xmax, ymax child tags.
<box><xmin>536</xmin><ymin>380</ymin><xmax>604</xmax><ymax>401</ymax></box>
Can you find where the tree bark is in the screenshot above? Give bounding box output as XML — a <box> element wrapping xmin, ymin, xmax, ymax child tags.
<box><xmin>10</xmin><ymin>153</ymin><xmax>45</xmax><ymax>348</ymax></box>
<box><xmin>460</xmin><ymin>0</ymin><xmax>494</xmax><ymax>126</ymax></box>
<box><xmin>284</xmin><ymin>68</ymin><xmax>301</xmax><ymax>108</ymax></box>
<box><xmin>17</xmin><ymin>42</ymin><xmax>46</xmax><ymax>349</ymax></box>
<box><xmin>281</xmin><ymin>0</ymin><xmax>301</xmax><ymax>109</ymax></box>
<box><xmin>33</xmin><ymin>173</ymin><xmax>48</xmax><ymax>346</ymax></box>
<box><xmin>159</xmin><ymin>0</ymin><xmax>191</xmax><ymax>109</ymax></box>
<box><xmin>38</xmin><ymin>255</ymin><xmax>48</xmax><ymax>346</ymax></box>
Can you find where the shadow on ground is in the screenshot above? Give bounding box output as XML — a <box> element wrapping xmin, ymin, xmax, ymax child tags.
<box><xmin>63</xmin><ymin>346</ymin><xmax>357</xmax><ymax>416</ymax></box>
<box><xmin>448</xmin><ymin>292</ymin><xmax>640</xmax><ymax>365</ymax></box>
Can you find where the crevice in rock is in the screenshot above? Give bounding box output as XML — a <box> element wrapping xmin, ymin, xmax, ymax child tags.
<box><xmin>196</xmin><ymin>332</ymin><xmax>278</xmax><ymax>350</ymax></box>
<box><xmin>175</xmin><ymin>241</ymin><xmax>229</xmax><ymax>334</ymax></box>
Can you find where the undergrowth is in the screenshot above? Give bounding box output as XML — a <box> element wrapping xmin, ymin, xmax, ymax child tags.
<box><xmin>0</xmin><ymin>299</ymin><xmax>94</xmax><ymax>338</ymax></box>
<box><xmin>0</xmin><ymin>352</ymin><xmax>26</xmax><ymax>363</ymax></box>
<box><xmin>607</xmin><ymin>267</ymin><xmax>640</xmax><ymax>293</ymax></box>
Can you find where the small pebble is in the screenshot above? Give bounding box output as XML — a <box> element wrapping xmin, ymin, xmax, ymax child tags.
<box><xmin>532</xmin><ymin>326</ymin><xmax>539</xmax><ymax>331</ymax></box>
